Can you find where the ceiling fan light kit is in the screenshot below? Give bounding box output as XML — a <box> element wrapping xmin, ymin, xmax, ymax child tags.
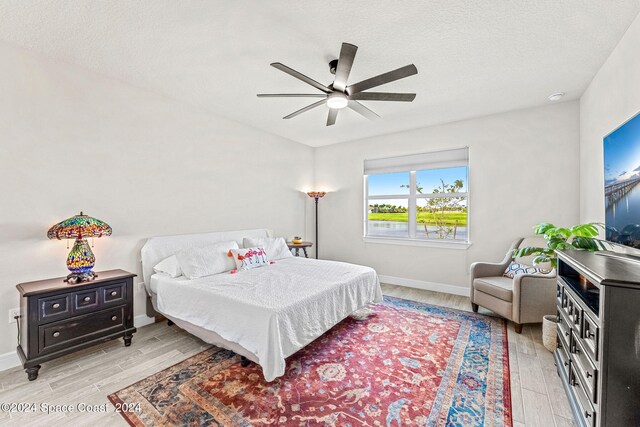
<box><xmin>257</xmin><ymin>42</ymin><xmax>418</xmax><ymax>126</ymax></box>
<box><xmin>326</xmin><ymin>92</ymin><xmax>348</xmax><ymax>109</ymax></box>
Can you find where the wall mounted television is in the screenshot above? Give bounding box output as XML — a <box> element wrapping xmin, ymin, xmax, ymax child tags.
<box><xmin>604</xmin><ymin>111</ymin><xmax>640</xmax><ymax>250</ymax></box>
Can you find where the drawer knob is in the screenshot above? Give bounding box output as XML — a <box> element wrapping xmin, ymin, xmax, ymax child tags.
<box><xmin>587</xmin><ymin>331</ymin><xmax>595</xmax><ymax>339</ymax></box>
<box><xmin>83</xmin><ymin>296</ymin><xmax>91</xmax><ymax>302</ymax></box>
<box><xmin>53</xmin><ymin>331</ymin><xmax>60</xmax><ymax>338</ymax></box>
<box><xmin>563</xmin><ymin>361</ymin><xmax>569</xmax><ymax>367</ymax></box>
<box><xmin>111</xmin><ymin>315</ymin><xmax>117</xmax><ymax>321</ymax></box>
<box><xmin>52</xmin><ymin>303</ymin><xmax>60</xmax><ymax>309</ymax></box>
<box><xmin>110</xmin><ymin>291</ymin><xmax>118</xmax><ymax>296</ymax></box>
<box><xmin>585</xmin><ymin>411</ymin><xmax>591</xmax><ymax>418</ymax></box>
<box><xmin>564</xmin><ymin>330</ymin><xmax>569</xmax><ymax>337</ymax></box>
<box><xmin>586</xmin><ymin>371</ymin><xmax>593</xmax><ymax>378</ymax></box>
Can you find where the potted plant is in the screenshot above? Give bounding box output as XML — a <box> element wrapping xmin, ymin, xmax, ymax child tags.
<box><xmin>515</xmin><ymin>222</ymin><xmax>606</xmax><ymax>352</ymax></box>
<box><xmin>513</xmin><ymin>222</ymin><xmax>607</xmax><ymax>268</ymax></box>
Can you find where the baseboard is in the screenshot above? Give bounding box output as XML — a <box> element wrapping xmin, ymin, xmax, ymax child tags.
<box><xmin>0</xmin><ymin>350</ymin><xmax>21</xmax><ymax>372</ymax></box>
<box><xmin>134</xmin><ymin>314</ymin><xmax>155</xmax><ymax>328</ymax></box>
<box><xmin>0</xmin><ymin>315</ymin><xmax>155</xmax><ymax>374</ymax></box>
<box><xmin>379</xmin><ymin>275</ymin><xmax>469</xmax><ymax>296</ymax></box>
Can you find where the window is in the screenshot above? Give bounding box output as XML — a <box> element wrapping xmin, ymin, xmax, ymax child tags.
<box><xmin>364</xmin><ymin>148</ymin><xmax>469</xmax><ymax>244</ymax></box>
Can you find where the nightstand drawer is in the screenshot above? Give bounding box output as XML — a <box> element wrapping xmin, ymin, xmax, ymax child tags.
<box><xmin>38</xmin><ymin>306</ymin><xmax>125</xmax><ymax>355</ymax></box>
<box><xmin>38</xmin><ymin>295</ymin><xmax>72</xmax><ymax>323</ymax></box>
<box><xmin>73</xmin><ymin>288</ymin><xmax>99</xmax><ymax>312</ymax></box>
<box><xmin>102</xmin><ymin>282</ymin><xmax>126</xmax><ymax>305</ymax></box>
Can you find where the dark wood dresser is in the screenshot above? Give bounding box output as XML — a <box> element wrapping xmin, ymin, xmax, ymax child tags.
<box><xmin>16</xmin><ymin>269</ymin><xmax>136</xmax><ymax>381</ymax></box>
<box><xmin>555</xmin><ymin>250</ymin><xmax>640</xmax><ymax>427</ymax></box>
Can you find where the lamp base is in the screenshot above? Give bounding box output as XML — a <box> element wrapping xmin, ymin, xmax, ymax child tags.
<box><xmin>64</xmin><ymin>271</ymin><xmax>98</xmax><ymax>284</ymax></box>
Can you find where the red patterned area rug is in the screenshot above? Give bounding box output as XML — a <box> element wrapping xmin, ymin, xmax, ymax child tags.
<box><xmin>109</xmin><ymin>296</ymin><xmax>511</xmax><ymax>426</ymax></box>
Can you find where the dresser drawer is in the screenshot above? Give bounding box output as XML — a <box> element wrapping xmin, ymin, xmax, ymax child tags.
<box><xmin>566</xmin><ymin>292</ymin><xmax>582</xmax><ymax>330</ymax></box>
<box><xmin>557</xmin><ymin>309</ymin><xmax>572</xmax><ymax>348</ymax></box>
<box><xmin>571</xmin><ymin>334</ymin><xmax>598</xmax><ymax>403</ymax></box>
<box><xmin>38</xmin><ymin>306</ymin><xmax>125</xmax><ymax>355</ymax></box>
<box><xmin>569</xmin><ymin>364</ymin><xmax>597</xmax><ymax>427</ymax></box>
<box><xmin>102</xmin><ymin>281</ymin><xmax>126</xmax><ymax>306</ymax></box>
<box><xmin>556</xmin><ymin>334</ymin><xmax>570</xmax><ymax>378</ymax></box>
<box><xmin>38</xmin><ymin>295</ymin><xmax>72</xmax><ymax>323</ymax></box>
<box><xmin>581</xmin><ymin>311</ymin><xmax>599</xmax><ymax>362</ymax></box>
<box><xmin>556</xmin><ymin>282</ymin><xmax>564</xmax><ymax>307</ymax></box>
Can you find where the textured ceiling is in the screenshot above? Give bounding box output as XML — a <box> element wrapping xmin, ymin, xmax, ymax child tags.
<box><xmin>1</xmin><ymin>1</ymin><xmax>639</xmax><ymax>147</ymax></box>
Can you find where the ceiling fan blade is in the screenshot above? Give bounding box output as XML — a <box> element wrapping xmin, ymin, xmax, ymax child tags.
<box><xmin>257</xmin><ymin>94</ymin><xmax>326</xmax><ymax>98</ymax></box>
<box><xmin>283</xmin><ymin>99</ymin><xmax>327</xmax><ymax>119</ymax></box>
<box><xmin>332</xmin><ymin>43</ymin><xmax>358</xmax><ymax>92</ymax></box>
<box><xmin>327</xmin><ymin>108</ymin><xmax>339</xmax><ymax>126</ymax></box>
<box><xmin>271</xmin><ymin>63</ymin><xmax>332</xmax><ymax>94</ymax></box>
<box><xmin>347</xmin><ymin>64</ymin><xmax>418</xmax><ymax>95</ymax></box>
<box><xmin>350</xmin><ymin>92</ymin><xmax>416</xmax><ymax>102</ymax></box>
<box><xmin>348</xmin><ymin>100</ymin><xmax>380</xmax><ymax>120</ymax></box>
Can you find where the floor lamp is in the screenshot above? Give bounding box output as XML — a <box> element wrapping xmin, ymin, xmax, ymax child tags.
<box><xmin>307</xmin><ymin>191</ymin><xmax>326</xmax><ymax>259</ymax></box>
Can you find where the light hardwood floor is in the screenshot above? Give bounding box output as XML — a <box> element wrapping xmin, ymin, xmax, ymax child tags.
<box><xmin>0</xmin><ymin>284</ymin><xmax>574</xmax><ymax>426</ymax></box>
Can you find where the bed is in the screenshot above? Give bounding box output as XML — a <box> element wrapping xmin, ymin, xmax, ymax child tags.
<box><xmin>141</xmin><ymin>229</ymin><xmax>382</xmax><ymax>381</ymax></box>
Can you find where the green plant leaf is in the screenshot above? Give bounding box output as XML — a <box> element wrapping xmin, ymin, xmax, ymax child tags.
<box><xmin>533</xmin><ymin>255</ymin><xmax>551</xmax><ymax>265</ymax></box>
<box><xmin>570</xmin><ymin>224</ymin><xmax>597</xmax><ymax>237</ymax></box>
<box><xmin>547</xmin><ymin>237</ymin><xmax>566</xmax><ymax>250</ymax></box>
<box><xmin>513</xmin><ymin>246</ymin><xmax>543</xmax><ymax>258</ymax></box>
<box><xmin>534</xmin><ymin>223</ymin><xmax>555</xmax><ymax>235</ymax></box>
<box><xmin>571</xmin><ymin>237</ymin><xmax>600</xmax><ymax>251</ymax></box>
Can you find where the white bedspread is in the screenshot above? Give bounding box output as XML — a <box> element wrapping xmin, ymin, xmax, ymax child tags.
<box><xmin>154</xmin><ymin>257</ymin><xmax>382</xmax><ymax>381</ymax></box>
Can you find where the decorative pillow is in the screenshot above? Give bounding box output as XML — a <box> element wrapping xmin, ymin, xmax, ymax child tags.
<box><xmin>504</xmin><ymin>262</ymin><xmax>551</xmax><ymax>278</ymax></box>
<box><xmin>229</xmin><ymin>247</ymin><xmax>269</xmax><ymax>271</ymax></box>
<box><xmin>153</xmin><ymin>255</ymin><xmax>183</xmax><ymax>278</ymax></box>
<box><xmin>243</xmin><ymin>237</ymin><xmax>293</xmax><ymax>260</ymax></box>
<box><xmin>175</xmin><ymin>241</ymin><xmax>239</xmax><ymax>279</ymax></box>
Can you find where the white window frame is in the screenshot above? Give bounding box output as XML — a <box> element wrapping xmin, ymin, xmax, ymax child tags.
<box><xmin>363</xmin><ymin>148</ymin><xmax>471</xmax><ymax>249</ymax></box>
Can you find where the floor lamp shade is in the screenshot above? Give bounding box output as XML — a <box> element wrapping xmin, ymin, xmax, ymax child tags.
<box><xmin>306</xmin><ymin>192</ymin><xmax>326</xmax><ymax>259</ymax></box>
<box><xmin>47</xmin><ymin>212</ymin><xmax>112</xmax><ymax>283</ymax></box>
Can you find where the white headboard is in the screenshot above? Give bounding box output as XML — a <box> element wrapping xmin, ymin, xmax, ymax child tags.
<box><xmin>140</xmin><ymin>228</ymin><xmax>272</xmax><ymax>291</ymax></box>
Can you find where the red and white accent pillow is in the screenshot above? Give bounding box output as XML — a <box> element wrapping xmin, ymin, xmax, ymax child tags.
<box><xmin>228</xmin><ymin>247</ymin><xmax>269</xmax><ymax>271</ymax></box>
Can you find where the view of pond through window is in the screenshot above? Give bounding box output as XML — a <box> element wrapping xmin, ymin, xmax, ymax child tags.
<box><xmin>366</xmin><ymin>165</ymin><xmax>468</xmax><ymax>242</ymax></box>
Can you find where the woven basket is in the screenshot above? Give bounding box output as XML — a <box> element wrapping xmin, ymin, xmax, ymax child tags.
<box><xmin>542</xmin><ymin>315</ymin><xmax>558</xmax><ymax>352</ymax></box>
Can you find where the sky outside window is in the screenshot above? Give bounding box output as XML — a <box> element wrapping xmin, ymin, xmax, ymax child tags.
<box><xmin>367</xmin><ymin>172</ymin><xmax>409</xmax><ymax>196</ymax></box>
<box><xmin>416</xmin><ymin>167</ymin><xmax>467</xmax><ymax>193</ymax></box>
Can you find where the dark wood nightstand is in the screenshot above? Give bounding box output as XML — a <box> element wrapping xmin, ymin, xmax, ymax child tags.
<box><xmin>287</xmin><ymin>241</ymin><xmax>313</xmax><ymax>258</ymax></box>
<box><xmin>16</xmin><ymin>269</ymin><xmax>137</xmax><ymax>381</ymax></box>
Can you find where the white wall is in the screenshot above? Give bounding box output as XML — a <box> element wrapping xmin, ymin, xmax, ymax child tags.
<box><xmin>315</xmin><ymin>102</ymin><xmax>580</xmax><ymax>292</ymax></box>
<box><xmin>580</xmin><ymin>14</ymin><xmax>640</xmax><ymax>226</ymax></box>
<box><xmin>0</xmin><ymin>42</ymin><xmax>314</xmax><ymax>358</ymax></box>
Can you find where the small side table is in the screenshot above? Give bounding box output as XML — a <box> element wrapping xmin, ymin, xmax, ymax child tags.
<box><xmin>287</xmin><ymin>241</ymin><xmax>313</xmax><ymax>258</ymax></box>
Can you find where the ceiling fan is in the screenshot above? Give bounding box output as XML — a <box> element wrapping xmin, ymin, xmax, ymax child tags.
<box><xmin>257</xmin><ymin>42</ymin><xmax>418</xmax><ymax>126</ymax></box>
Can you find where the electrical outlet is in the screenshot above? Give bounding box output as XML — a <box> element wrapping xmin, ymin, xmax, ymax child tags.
<box><xmin>8</xmin><ymin>308</ymin><xmax>20</xmax><ymax>324</ymax></box>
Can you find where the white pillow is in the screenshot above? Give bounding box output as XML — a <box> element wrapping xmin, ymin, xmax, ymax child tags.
<box><xmin>243</xmin><ymin>237</ymin><xmax>293</xmax><ymax>260</ymax></box>
<box><xmin>229</xmin><ymin>247</ymin><xmax>269</xmax><ymax>271</ymax></box>
<box><xmin>175</xmin><ymin>241</ymin><xmax>239</xmax><ymax>279</ymax></box>
<box><xmin>153</xmin><ymin>255</ymin><xmax>183</xmax><ymax>278</ymax></box>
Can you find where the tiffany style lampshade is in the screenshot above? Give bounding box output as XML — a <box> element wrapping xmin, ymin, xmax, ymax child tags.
<box><xmin>47</xmin><ymin>212</ymin><xmax>112</xmax><ymax>283</ymax></box>
<box><xmin>306</xmin><ymin>191</ymin><xmax>327</xmax><ymax>259</ymax></box>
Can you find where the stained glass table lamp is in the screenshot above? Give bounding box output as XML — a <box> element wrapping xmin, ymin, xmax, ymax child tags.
<box><xmin>47</xmin><ymin>212</ymin><xmax>112</xmax><ymax>283</ymax></box>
